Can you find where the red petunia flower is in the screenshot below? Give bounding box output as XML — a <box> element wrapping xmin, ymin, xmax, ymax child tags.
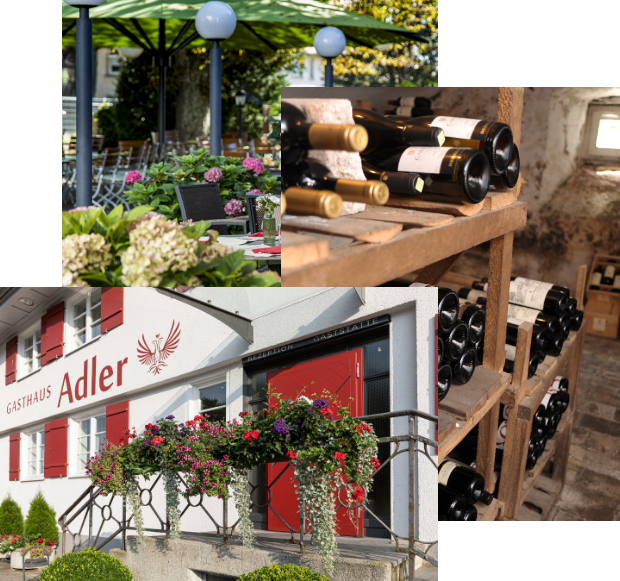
<box><xmin>371</xmin><ymin>457</ymin><xmax>381</xmax><ymax>470</ymax></box>
<box><xmin>334</xmin><ymin>452</ymin><xmax>346</xmax><ymax>461</ymax></box>
<box><xmin>352</xmin><ymin>486</ymin><xmax>364</xmax><ymax>503</ymax></box>
<box><xmin>320</xmin><ymin>408</ymin><xmax>333</xmax><ymax>416</ymax></box>
<box><xmin>152</xmin><ymin>436</ymin><xmax>164</xmax><ymax>445</ymax></box>
<box><xmin>187</xmin><ymin>420</ymin><xmax>196</xmax><ymax>426</ymax></box>
<box><xmin>239</xmin><ymin>412</ymin><xmax>249</xmax><ymax>417</ymax></box>
<box><xmin>199</xmin><ymin>422</ymin><xmax>207</xmax><ymax>429</ymax></box>
<box><xmin>49</xmin><ymin>540</ymin><xmax>54</xmax><ymax>546</ymax></box>
<box><xmin>271</xmin><ymin>405</ymin><xmax>280</xmax><ymax>411</ymax></box>
<box><xmin>194</xmin><ymin>415</ymin><xmax>204</xmax><ymax>421</ymax></box>
<box><xmin>37</xmin><ymin>538</ymin><xmax>43</xmax><ymax>543</ymax></box>
<box><xmin>286</xmin><ymin>450</ymin><xmax>297</xmax><ymax>460</ymax></box>
<box><xmin>243</xmin><ymin>430</ymin><xmax>259</xmax><ymax>442</ymax></box>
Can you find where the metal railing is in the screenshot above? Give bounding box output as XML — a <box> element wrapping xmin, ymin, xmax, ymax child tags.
<box><xmin>58</xmin><ymin>409</ymin><xmax>438</xmax><ymax>580</ymax></box>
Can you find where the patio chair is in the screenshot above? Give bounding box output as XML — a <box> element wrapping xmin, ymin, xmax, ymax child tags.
<box><xmin>93</xmin><ymin>135</ymin><xmax>105</xmax><ymax>153</ymax></box>
<box><xmin>92</xmin><ymin>147</ymin><xmax>125</xmax><ymax>209</ymax></box>
<box><xmin>245</xmin><ymin>192</ymin><xmax>281</xmax><ymax>235</ymax></box>
<box><xmin>196</xmin><ymin>136</ymin><xmax>209</xmax><ymax>149</ymax></box>
<box><xmin>174</xmin><ymin>183</ymin><xmax>250</xmax><ymax>236</ymax></box>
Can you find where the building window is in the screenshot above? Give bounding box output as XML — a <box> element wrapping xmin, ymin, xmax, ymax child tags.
<box><xmin>77</xmin><ymin>414</ymin><xmax>106</xmax><ymax>472</ymax></box>
<box><xmin>23</xmin><ymin>329</ymin><xmax>42</xmax><ymax>375</ymax></box>
<box><xmin>27</xmin><ymin>429</ymin><xmax>45</xmax><ymax>476</ymax></box>
<box><xmin>199</xmin><ymin>382</ymin><xmax>226</xmax><ymax>422</ymax></box>
<box><xmin>72</xmin><ymin>289</ymin><xmax>101</xmax><ymax>348</ymax></box>
<box><xmin>581</xmin><ymin>101</ymin><xmax>620</xmax><ymax>163</ymax></box>
<box><xmin>107</xmin><ymin>54</ymin><xmax>121</xmax><ymax>76</ymax></box>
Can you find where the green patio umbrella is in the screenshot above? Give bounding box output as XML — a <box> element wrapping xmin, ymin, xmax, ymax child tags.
<box><xmin>62</xmin><ymin>0</ymin><xmax>427</xmax><ymax>155</ymax></box>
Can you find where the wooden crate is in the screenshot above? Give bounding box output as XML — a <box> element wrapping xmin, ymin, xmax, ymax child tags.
<box><xmin>585</xmin><ymin>252</ymin><xmax>620</xmax><ymax>305</ymax></box>
<box><xmin>584</xmin><ymin>300</ymin><xmax>620</xmax><ymax>339</ymax></box>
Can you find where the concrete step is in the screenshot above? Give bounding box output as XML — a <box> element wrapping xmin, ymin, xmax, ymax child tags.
<box><xmin>415</xmin><ymin>566</ymin><xmax>438</xmax><ymax>581</ymax></box>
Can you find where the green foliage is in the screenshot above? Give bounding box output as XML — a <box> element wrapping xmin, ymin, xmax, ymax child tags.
<box><xmin>123</xmin><ymin>149</ymin><xmax>280</xmax><ymax>223</ymax></box>
<box><xmin>0</xmin><ymin>494</ymin><xmax>23</xmax><ymax>536</ymax></box>
<box><xmin>38</xmin><ymin>549</ymin><xmax>133</xmax><ymax>581</ymax></box>
<box><xmin>23</xmin><ymin>491</ymin><xmax>58</xmax><ymax>545</ymax></box>
<box><xmin>239</xmin><ymin>564</ymin><xmax>330</xmax><ymax>581</ymax></box>
<box><xmin>332</xmin><ymin>0</ymin><xmax>438</xmax><ymax>87</ymax></box>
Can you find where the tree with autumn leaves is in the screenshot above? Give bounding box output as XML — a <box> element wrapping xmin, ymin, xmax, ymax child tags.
<box><xmin>331</xmin><ymin>0</ymin><xmax>438</xmax><ymax>87</ymax></box>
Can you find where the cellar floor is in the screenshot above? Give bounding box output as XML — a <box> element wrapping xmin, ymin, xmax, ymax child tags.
<box><xmin>548</xmin><ymin>333</ymin><xmax>620</xmax><ymax>520</ymax></box>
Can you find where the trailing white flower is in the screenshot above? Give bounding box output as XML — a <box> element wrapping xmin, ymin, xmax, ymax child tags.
<box><xmin>126</xmin><ymin>478</ymin><xmax>145</xmax><ymax>545</ymax></box>
<box><xmin>163</xmin><ymin>468</ymin><xmax>181</xmax><ymax>542</ymax></box>
<box><xmin>297</xmin><ymin>396</ymin><xmax>313</xmax><ymax>405</ymax></box>
<box><xmin>229</xmin><ymin>468</ymin><xmax>254</xmax><ymax>551</ymax></box>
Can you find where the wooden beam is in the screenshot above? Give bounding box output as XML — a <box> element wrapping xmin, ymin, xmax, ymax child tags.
<box><xmin>281</xmin><ymin>215</ymin><xmax>402</xmax><ymax>244</ymax></box>
<box><xmin>512</xmin><ymin>322</ymin><xmax>534</xmax><ymax>403</ymax></box>
<box><xmin>414</xmin><ymin>251</ymin><xmax>465</xmax><ymax>285</ymax></box>
<box><xmin>497</xmin><ymin>88</ymin><xmax>524</xmax><ymax>149</ymax></box>
<box><xmin>281</xmin><ymin>231</ymin><xmax>329</xmax><ymax>270</ymax></box>
<box><xmin>574</xmin><ymin>264</ymin><xmax>588</xmax><ymax>311</ymax></box>
<box><xmin>483</xmin><ymin>232</ymin><xmax>514</xmax><ymax>373</ymax></box>
<box><xmin>476</xmin><ymin>400</ymin><xmax>501</xmax><ymax>493</ymax></box>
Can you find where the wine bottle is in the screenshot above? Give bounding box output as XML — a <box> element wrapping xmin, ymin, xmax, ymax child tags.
<box><xmin>438</xmin><ymin>288</ymin><xmax>460</xmax><ymax>333</ymax></box>
<box><xmin>281</xmin><ymin>193</ymin><xmax>286</xmax><ymax>216</ymax></box>
<box><xmin>489</xmin><ymin>144</ymin><xmax>520</xmax><ymax>189</ymax></box>
<box><xmin>506</xmin><ymin>320</ymin><xmax>548</xmax><ymax>356</ymax></box>
<box><xmin>438</xmin><ymin>335</ymin><xmax>445</xmax><ymax>365</ymax></box>
<box><xmin>457</xmin><ymin>288</ymin><xmax>488</xmax><ymax>305</ymax></box>
<box><xmin>439</xmin><ymin>459</ymin><xmax>493</xmax><ymax>505</ymax></box>
<box><xmin>541</xmin><ymin>385</ymin><xmax>561</xmax><ymax>419</ymax></box>
<box><xmin>548</xmin><ymin>334</ymin><xmax>564</xmax><ymax>357</ymax></box>
<box><xmin>474</xmin><ymin>339</ymin><xmax>484</xmax><ymax>366</ymax></box>
<box><xmin>590</xmin><ymin>265</ymin><xmax>604</xmax><ymax>289</ymax></box>
<box><xmin>508</xmin><ymin>277</ymin><xmax>567</xmax><ymax>317</ymax></box>
<box><xmin>361</xmin><ymin>146</ymin><xmax>491</xmax><ymax>204</ymax></box>
<box><xmin>438</xmin><ymin>483</ymin><xmax>466</xmax><ymax>521</ymax></box>
<box><xmin>613</xmin><ymin>274</ymin><xmax>620</xmax><ymax>294</ymax></box>
<box><xmin>281</xmin><ymin>102</ymin><xmax>368</xmax><ymax>167</ymax></box>
<box><xmin>452</xmin><ymin>348</ymin><xmax>476</xmax><ymax>384</ymax></box>
<box><xmin>553</xmin><ymin>375</ymin><xmax>569</xmax><ymax>392</ymax></box>
<box><xmin>557</xmin><ymin>310</ymin><xmax>571</xmax><ymax>340</ymax></box>
<box><xmin>459</xmin><ymin>302</ymin><xmax>486</xmax><ymax>345</ymax></box>
<box><xmin>571</xmin><ymin>309</ymin><xmax>584</xmax><ymax>330</ymax></box>
<box><xmin>566</xmin><ymin>297</ymin><xmax>577</xmax><ymax>317</ymax></box>
<box><xmin>506</xmin><ymin>302</ymin><xmax>559</xmax><ymax>338</ymax></box>
<box><xmin>602</xmin><ymin>265</ymin><xmax>616</xmax><ymax>285</ymax></box>
<box><xmin>504</xmin><ymin>343</ymin><xmax>538</xmax><ymax>378</ymax></box>
<box><xmin>283</xmin><ymin>187</ymin><xmax>343</xmax><ymax>219</ymax></box>
<box><xmin>459</xmin><ymin>504</ymin><xmax>478</xmax><ymax>521</ymax></box>
<box><xmin>388</xmin><ymin>115</ymin><xmax>515</xmax><ymax>175</ymax></box>
<box><xmin>496</xmin><ymin>420</ymin><xmax>507</xmax><ymax>450</ymax></box>
<box><xmin>438</xmin><ymin>362</ymin><xmax>452</xmax><ymax>402</ymax></box>
<box><xmin>387</xmin><ymin>96</ymin><xmax>432</xmax><ymax>108</ymax></box>
<box><xmin>441</xmin><ymin>320</ymin><xmax>469</xmax><ymax>361</ymax></box>
<box><xmin>285</xmin><ymin>159</ymin><xmax>389</xmax><ymax>205</ymax></box>
<box><xmin>361</xmin><ymin>162</ymin><xmax>425</xmax><ymax>197</ymax></box>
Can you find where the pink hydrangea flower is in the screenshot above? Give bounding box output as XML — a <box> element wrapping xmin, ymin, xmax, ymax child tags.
<box><xmin>69</xmin><ymin>206</ymin><xmax>98</xmax><ymax>212</ymax></box>
<box><xmin>224</xmin><ymin>199</ymin><xmax>243</xmax><ymax>217</ymax></box>
<box><xmin>125</xmin><ymin>170</ymin><xmax>143</xmax><ymax>184</ymax></box>
<box><xmin>248</xmin><ymin>189</ymin><xmax>261</xmax><ymax>194</ymax></box>
<box><xmin>243</xmin><ymin>157</ymin><xmax>264</xmax><ymax>175</ymax></box>
<box><xmin>204</xmin><ymin>168</ymin><xmax>223</xmax><ymax>182</ymax></box>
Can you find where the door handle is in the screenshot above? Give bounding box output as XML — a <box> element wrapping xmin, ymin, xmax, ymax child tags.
<box><xmin>356</xmin><ymin>362</ymin><xmax>359</xmax><ymax>378</ymax></box>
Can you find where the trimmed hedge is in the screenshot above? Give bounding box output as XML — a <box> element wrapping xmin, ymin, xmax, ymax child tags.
<box><xmin>238</xmin><ymin>564</ymin><xmax>331</xmax><ymax>581</ymax></box>
<box><xmin>38</xmin><ymin>549</ymin><xmax>133</xmax><ymax>581</ymax></box>
<box><xmin>24</xmin><ymin>491</ymin><xmax>58</xmax><ymax>545</ymax></box>
<box><xmin>0</xmin><ymin>494</ymin><xmax>24</xmax><ymax>536</ymax></box>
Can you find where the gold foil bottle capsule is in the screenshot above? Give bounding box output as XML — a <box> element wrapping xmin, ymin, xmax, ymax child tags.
<box><xmin>284</xmin><ymin>187</ymin><xmax>343</xmax><ymax>219</ymax></box>
<box><xmin>307</xmin><ymin>124</ymin><xmax>369</xmax><ymax>152</ymax></box>
<box><xmin>281</xmin><ymin>194</ymin><xmax>286</xmax><ymax>216</ymax></box>
<box><xmin>334</xmin><ymin>179</ymin><xmax>389</xmax><ymax>205</ymax></box>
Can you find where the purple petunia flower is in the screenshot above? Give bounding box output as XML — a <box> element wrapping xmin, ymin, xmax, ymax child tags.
<box><xmin>313</xmin><ymin>399</ymin><xmax>329</xmax><ymax>409</ymax></box>
<box><xmin>272</xmin><ymin>418</ymin><xmax>289</xmax><ymax>435</ymax></box>
<box><xmin>166</xmin><ymin>415</ymin><xmax>175</xmax><ymax>420</ymax></box>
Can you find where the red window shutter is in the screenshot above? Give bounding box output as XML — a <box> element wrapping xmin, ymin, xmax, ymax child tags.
<box><xmin>40</xmin><ymin>314</ymin><xmax>49</xmax><ymax>366</ymax></box>
<box><xmin>9</xmin><ymin>432</ymin><xmax>20</xmax><ymax>481</ymax></box>
<box><xmin>106</xmin><ymin>401</ymin><xmax>130</xmax><ymax>446</ymax></box>
<box><xmin>5</xmin><ymin>337</ymin><xmax>17</xmax><ymax>385</ymax></box>
<box><xmin>101</xmin><ymin>288</ymin><xmax>124</xmax><ymax>333</ymax></box>
<box><xmin>44</xmin><ymin>419</ymin><xmax>69</xmax><ymax>478</ymax></box>
<box><xmin>42</xmin><ymin>302</ymin><xmax>65</xmax><ymax>365</ymax></box>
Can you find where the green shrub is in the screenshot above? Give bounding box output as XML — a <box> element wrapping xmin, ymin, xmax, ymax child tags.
<box><xmin>0</xmin><ymin>493</ymin><xmax>24</xmax><ymax>536</ymax></box>
<box><xmin>23</xmin><ymin>491</ymin><xmax>58</xmax><ymax>545</ymax></box>
<box><xmin>238</xmin><ymin>564</ymin><xmax>330</xmax><ymax>581</ymax></box>
<box><xmin>38</xmin><ymin>549</ymin><xmax>133</xmax><ymax>581</ymax></box>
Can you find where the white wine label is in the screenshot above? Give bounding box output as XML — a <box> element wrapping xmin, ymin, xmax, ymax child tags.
<box><xmin>505</xmin><ymin>344</ymin><xmax>516</xmax><ymax>361</ymax></box>
<box><xmin>395</xmin><ymin>105</ymin><xmax>414</xmax><ymax>114</ymax></box>
<box><xmin>541</xmin><ymin>392</ymin><xmax>551</xmax><ymax>409</ymax></box>
<box><xmin>507</xmin><ymin>303</ymin><xmax>539</xmax><ymax>324</ymax></box>
<box><xmin>438</xmin><ymin>461</ymin><xmax>457</xmax><ymax>486</ymax></box>
<box><xmin>471</xmin><ymin>461</ymin><xmax>477</xmax><ymax>469</ymax></box>
<box><xmin>496</xmin><ymin>421</ymin><xmax>507</xmax><ymax>449</ymax></box>
<box><xmin>604</xmin><ymin>266</ymin><xmax>615</xmax><ymax>279</ymax></box>
<box><xmin>509</xmin><ymin>279</ymin><xmax>554</xmax><ymax>311</ymax></box>
<box><xmin>614</xmin><ymin>275</ymin><xmax>620</xmax><ymax>289</ymax></box>
<box><xmin>466</xmin><ymin>289</ymin><xmax>487</xmax><ymax>303</ymax></box>
<box><xmin>592</xmin><ymin>317</ymin><xmax>607</xmax><ymax>331</ymax></box>
<box><xmin>591</xmin><ymin>272</ymin><xmax>602</xmax><ymax>285</ymax></box>
<box><xmin>408</xmin><ymin>283</ymin><xmax>430</xmax><ymax>287</ymax></box>
<box><xmin>430</xmin><ymin>116</ymin><xmax>482</xmax><ymax>140</ymax></box>
<box><xmin>397</xmin><ymin>146</ymin><xmax>448</xmax><ymax>174</ymax></box>
<box><xmin>397</xmin><ymin>97</ymin><xmax>416</xmax><ymax>107</ymax></box>
<box><xmin>502</xmin><ymin>405</ymin><xmax>510</xmax><ymax>420</ymax></box>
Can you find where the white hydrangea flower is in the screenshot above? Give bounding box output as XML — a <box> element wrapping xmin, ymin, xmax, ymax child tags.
<box><xmin>297</xmin><ymin>396</ymin><xmax>313</xmax><ymax>405</ymax></box>
<box><xmin>62</xmin><ymin>233</ymin><xmax>113</xmax><ymax>287</ymax></box>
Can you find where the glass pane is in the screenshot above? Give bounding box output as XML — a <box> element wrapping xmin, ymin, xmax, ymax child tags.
<box><xmin>596</xmin><ymin>118</ymin><xmax>620</xmax><ymax>149</ymax></box>
<box><xmin>78</xmin><ymin>436</ymin><xmax>90</xmax><ymax>455</ymax></box>
<box><xmin>35</xmin><ymin>329</ymin><xmax>41</xmax><ymax>345</ymax></box>
<box><xmin>75</xmin><ymin>299</ymin><xmax>87</xmax><ymax>322</ymax></box>
<box><xmin>91</xmin><ymin>320</ymin><xmax>101</xmax><ymax>339</ymax></box>
<box><xmin>25</xmin><ymin>358</ymin><xmax>33</xmax><ymax>373</ymax></box>
<box><xmin>40</xmin><ymin>431</ymin><xmax>45</xmax><ymax>446</ymax></box>
<box><xmin>250</xmin><ymin>372</ymin><xmax>268</xmax><ymax>400</ymax></box>
<box><xmin>96</xmin><ymin>434</ymin><xmax>106</xmax><ymax>452</ymax></box>
<box><xmin>363</xmin><ymin>338</ymin><xmax>390</xmax><ymax>377</ymax></box>
<box><xmin>29</xmin><ymin>446</ymin><xmax>37</xmax><ymax>464</ymax></box>
<box><xmin>204</xmin><ymin>407</ymin><xmax>226</xmax><ymax>423</ymax></box>
<box><xmin>25</xmin><ymin>335</ymin><xmax>33</xmax><ymax>351</ymax></box>
<box><xmin>80</xmin><ymin>419</ymin><xmax>91</xmax><ymax>437</ymax></box>
<box><xmin>91</xmin><ymin>289</ymin><xmax>102</xmax><ymax>308</ymax></box>
<box><xmin>75</xmin><ymin>329</ymin><xmax>86</xmax><ymax>347</ymax></box>
<box><xmin>200</xmin><ymin>384</ymin><xmax>226</xmax><ymax>410</ymax></box>
<box><xmin>31</xmin><ymin>432</ymin><xmax>37</xmax><ymax>446</ymax></box>
<box><xmin>29</xmin><ymin>462</ymin><xmax>36</xmax><ymax>476</ymax></box>
<box><xmin>39</xmin><ymin>457</ymin><xmax>44</xmax><ymax>474</ymax></box>
<box><xmin>77</xmin><ymin>454</ymin><xmax>88</xmax><ymax>471</ymax></box>
<box><xmin>96</xmin><ymin>416</ymin><xmax>106</xmax><ymax>435</ymax></box>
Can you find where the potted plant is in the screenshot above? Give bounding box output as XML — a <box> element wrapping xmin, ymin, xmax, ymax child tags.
<box><xmin>0</xmin><ymin>534</ymin><xmax>25</xmax><ymax>560</ymax></box>
<box><xmin>10</xmin><ymin>540</ymin><xmax>56</xmax><ymax>570</ymax></box>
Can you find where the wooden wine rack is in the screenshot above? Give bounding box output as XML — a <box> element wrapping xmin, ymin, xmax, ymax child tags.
<box><xmin>282</xmin><ymin>88</ymin><xmax>526</xmax><ymax>283</ymax></box>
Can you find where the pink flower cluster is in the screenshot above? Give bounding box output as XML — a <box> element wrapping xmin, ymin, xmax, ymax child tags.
<box><xmin>243</xmin><ymin>157</ymin><xmax>264</xmax><ymax>175</ymax></box>
<box><xmin>224</xmin><ymin>199</ymin><xmax>243</xmax><ymax>217</ymax></box>
<box><xmin>125</xmin><ymin>170</ymin><xmax>143</xmax><ymax>184</ymax></box>
<box><xmin>204</xmin><ymin>168</ymin><xmax>223</xmax><ymax>182</ymax></box>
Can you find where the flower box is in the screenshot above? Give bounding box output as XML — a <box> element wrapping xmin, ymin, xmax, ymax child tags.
<box><xmin>0</xmin><ymin>551</ymin><xmax>10</xmax><ymax>560</ymax></box>
<box><xmin>10</xmin><ymin>548</ymin><xmax>56</xmax><ymax>569</ymax></box>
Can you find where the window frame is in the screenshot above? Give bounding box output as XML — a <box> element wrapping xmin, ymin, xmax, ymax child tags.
<box><xmin>67</xmin><ymin>289</ymin><xmax>102</xmax><ymax>353</ymax></box>
<box><xmin>107</xmin><ymin>53</ymin><xmax>121</xmax><ymax>76</ymax></box>
<box><xmin>581</xmin><ymin>102</ymin><xmax>620</xmax><ymax>164</ymax></box>
<box><xmin>17</xmin><ymin>322</ymin><xmax>42</xmax><ymax>380</ymax></box>
<box><xmin>22</xmin><ymin>425</ymin><xmax>46</xmax><ymax>481</ymax></box>
<box><xmin>69</xmin><ymin>407</ymin><xmax>107</xmax><ymax>477</ymax></box>
<box><xmin>192</xmin><ymin>374</ymin><xmax>228</xmax><ymax>423</ymax></box>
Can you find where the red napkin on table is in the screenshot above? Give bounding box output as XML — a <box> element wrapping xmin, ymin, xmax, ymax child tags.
<box><xmin>248</xmin><ymin>232</ymin><xmax>280</xmax><ymax>237</ymax></box>
<box><xmin>252</xmin><ymin>245</ymin><xmax>281</xmax><ymax>254</ymax></box>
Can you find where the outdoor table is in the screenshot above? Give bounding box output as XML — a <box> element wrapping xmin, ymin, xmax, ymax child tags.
<box><xmin>202</xmin><ymin>234</ymin><xmax>281</xmax><ymax>272</ymax></box>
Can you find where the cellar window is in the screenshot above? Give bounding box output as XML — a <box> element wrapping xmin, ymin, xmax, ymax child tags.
<box><xmin>581</xmin><ymin>99</ymin><xmax>620</xmax><ymax>165</ymax></box>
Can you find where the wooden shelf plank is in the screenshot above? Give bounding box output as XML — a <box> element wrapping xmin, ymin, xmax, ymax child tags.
<box><xmin>348</xmin><ymin>206</ymin><xmax>454</xmax><ymax>227</ymax></box>
<box><xmin>281</xmin><ymin>214</ymin><xmax>402</xmax><ymax>243</ymax></box>
<box><xmin>384</xmin><ymin>195</ymin><xmax>485</xmax><ymax>216</ymax></box>
<box><xmin>438</xmin><ymin>412</ymin><xmax>457</xmax><ymax>446</ymax></box>
<box><xmin>283</xmin><ymin>201</ymin><xmax>528</xmax><ymax>286</ymax></box>
<box><xmin>476</xmin><ymin>498</ymin><xmax>501</xmax><ymax>521</ymax></box>
<box><xmin>281</xmin><ymin>231</ymin><xmax>329</xmax><ymax>270</ymax></box>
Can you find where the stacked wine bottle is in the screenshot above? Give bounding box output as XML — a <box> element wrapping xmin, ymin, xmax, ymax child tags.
<box><xmin>589</xmin><ymin>258</ymin><xmax>620</xmax><ymax>292</ymax></box>
<box><xmin>457</xmin><ymin>276</ymin><xmax>583</xmax><ymax>377</ymax></box>
<box><xmin>437</xmin><ymin>287</ymin><xmax>486</xmax><ymax>402</ymax></box>
<box><xmin>281</xmin><ymin>99</ymin><xmax>520</xmax><ymax>219</ymax></box>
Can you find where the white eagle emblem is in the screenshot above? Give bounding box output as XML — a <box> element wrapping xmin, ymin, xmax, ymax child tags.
<box><xmin>137</xmin><ymin>320</ymin><xmax>181</xmax><ymax>375</ymax></box>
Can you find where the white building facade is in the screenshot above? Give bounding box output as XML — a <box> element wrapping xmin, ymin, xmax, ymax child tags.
<box><xmin>0</xmin><ymin>287</ymin><xmax>437</xmax><ymax>563</ymax></box>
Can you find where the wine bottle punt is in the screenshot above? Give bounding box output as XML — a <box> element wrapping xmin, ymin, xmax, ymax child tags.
<box><xmin>504</xmin><ymin>343</ymin><xmax>538</xmax><ymax>378</ymax></box>
<box><xmin>548</xmin><ymin>334</ymin><xmax>564</xmax><ymax>357</ymax></box>
<box><xmin>452</xmin><ymin>348</ymin><xmax>477</xmax><ymax>384</ymax></box>
<box><xmin>438</xmin><ymin>288</ymin><xmax>460</xmax><ymax>333</ymax></box>
<box><xmin>438</xmin><ymin>483</ymin><xmax>466</xmax><ymax>521</ymax></box>
<box><xmin>387</xmin><ymin>115</ymin><xmax>515</xmax><ymax>175</ymax></box>
<box><xmin>361</xmin><ymin>162</ymin><xmax>425</xmax><ymax>197</ymax></box>
<box><xmin>283</xmin><ymin>187</ymin><xmax>343</xmax><ymax>219</ymax></box>
<box><xmin>285</xmin><ymin>159</ymin><xmax>389</xmax><ymax>205</ymax></box>
<box><xmin>571</xmin><ymin>309</ymin><xmax>584</xmax><ymax>329</ymax></box>
<box><xmin>441</xmin><ymin>320</ymin><xmax>469</xmax><ymax>361</ymax></box>
<box><xmin>459</xmin><ymin>504</ymin><xmax>478</xmax><ymax>521</ymax></box>
<box><xmin>554</xmin><ymin>375</ymin><xmax>569</xmax><ymax>392</ymax></box>
<box><xmin>459</xmin><ymin>302</ymin><xmax>486</xmax><ymax>345</ymax></box>
<box><xmin>438</xmin><ymin>362</ymin><xmax>452</xmax><ymax>402</ymax></box>
<box><xmin>506</xmin><ymin>321</ymin><xmax>548</xmax><ymax>355</ymax></box>
<box><xmin>566</xmin><ymin>297</ymin><xmax>578</xmax><ymax>317</ymax></box>
<box><xmin>508</xmin><ymin>277</ymin><xmax>567</xmax><ymax>317</ymax></box>
<box><xmin>281</xmin><ymin>102</ymin><xmax>368</xmax><ymax>167</ymax></box>
<box><xmin>361</xmin><ymin>146</ymin><xmax>491</xmax><ymax>204</ymax></box>
<box><xmin>439</xmin><ymin>459</ymin><xmax>493</xmax><ymax>505</ymax></box>
<box><xmin>489</xmin><ymin>144</ymin><xmax>520</xmax><ymax>189</ymax></box>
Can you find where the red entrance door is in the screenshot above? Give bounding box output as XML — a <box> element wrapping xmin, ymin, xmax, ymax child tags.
<box><xmin>266</xmin><ymin>349</ymin><xmax>364</xmax><ymax>536</ymax></box>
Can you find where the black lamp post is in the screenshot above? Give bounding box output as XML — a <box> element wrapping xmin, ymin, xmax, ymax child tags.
<box><xmin>235</xmin><ymin>92</ymin><xmax>246</xmax><ymax>140</ymax></box>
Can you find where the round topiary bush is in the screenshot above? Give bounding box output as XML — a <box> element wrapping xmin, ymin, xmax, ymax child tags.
<box><xmin>38</xmin><ymin>549</ymin><xmax>133</xmax><ymax>581</ymax></box>
<box><xmin>0</xmin><ymin>493</ymin><xmax>24</xmax><ymax>536</ymax></box>
<box><xmin>238</xmin><ymin>564</ymin><xmax>330</xmax><ymax>581</ymax></box>
<box><xmin>24</xmin><ymin>491</ymin><xmax>59</xmax><ymax>545</ymax></box>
